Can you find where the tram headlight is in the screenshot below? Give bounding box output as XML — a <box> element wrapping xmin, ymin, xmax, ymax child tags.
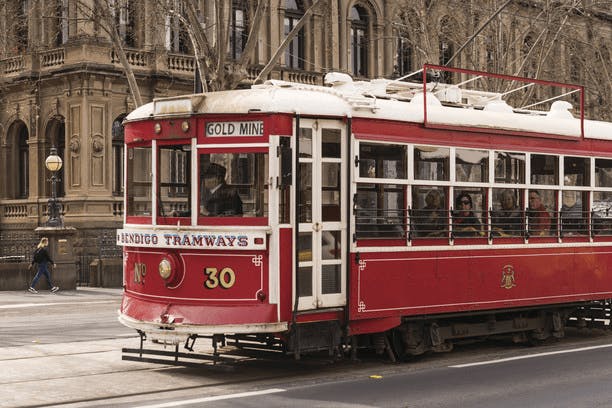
<box><xmin>159</xmin><ymin>259</ymin><xmax>172</xmax><ymax>280</ymax></box>
<box><xmin>181</xmin><ymin>121</ymin><xmax>190</xmax><ymax>132</ymax></box>
<box><xmin>154</xmin><ymin>123</ymin><xmax>162</xmax><ymax>134</ymax></box>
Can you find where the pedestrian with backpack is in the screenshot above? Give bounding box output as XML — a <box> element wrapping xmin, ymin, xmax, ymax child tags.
<box><xmin>28</xmin><ymin>237</ymin><xmax>59</xmax><ymax>294</ymax></box>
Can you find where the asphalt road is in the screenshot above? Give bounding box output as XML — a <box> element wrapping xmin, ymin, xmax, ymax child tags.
<box><xmin>2</xmin><ymin>288</ymin><xmax>612</xmax><ymax>408</ymax></box>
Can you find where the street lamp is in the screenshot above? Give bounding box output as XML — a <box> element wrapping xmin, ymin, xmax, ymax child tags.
<box><xmin>45</xmin><ymin>147</ymin><xmax>63</xmax><ymax>227</ymax></box>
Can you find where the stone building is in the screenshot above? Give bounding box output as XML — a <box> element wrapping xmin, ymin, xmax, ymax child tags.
<box><xmin>0</xmin><ymin>0</ymin><xmax>610</xmax><ymax>283</ymax></box>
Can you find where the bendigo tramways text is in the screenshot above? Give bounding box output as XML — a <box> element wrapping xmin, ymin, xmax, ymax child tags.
<box><xmin>118</xmin><ymin>65</ymin><xmax>612</xmax><ymax>363</ymax></box>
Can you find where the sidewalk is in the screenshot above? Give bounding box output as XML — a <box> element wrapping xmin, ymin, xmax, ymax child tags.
<box><xmin>0</xmin><ymin>286</ymin><xmax>123</xmax><ymax>306</ymax></box>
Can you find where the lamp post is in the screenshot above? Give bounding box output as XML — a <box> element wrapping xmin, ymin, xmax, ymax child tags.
<box><xmin>45</xmin><ymin>147</ymin><xmax>63</xmax><ymax>227</ymax></box>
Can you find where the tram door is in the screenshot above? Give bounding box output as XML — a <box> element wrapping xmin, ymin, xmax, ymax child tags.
<box><xmin>297</xmin><ymin>119</ymin><xmax>346</xmax><ymax>311</ymax></box>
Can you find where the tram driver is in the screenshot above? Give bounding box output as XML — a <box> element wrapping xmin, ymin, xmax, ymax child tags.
<box><xmin>200</xmin><ymin>163</ymin><xmax>243</xmax><ymax>216</ymax></box>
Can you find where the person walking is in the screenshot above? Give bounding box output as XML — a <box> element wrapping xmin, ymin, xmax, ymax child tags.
<box><xmin>28</xmin><ymin>237</ymin><xmax>59</xmax><ymax>294</ymax></box>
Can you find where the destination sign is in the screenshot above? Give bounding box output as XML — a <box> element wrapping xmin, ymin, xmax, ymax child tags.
<box><xmin>116</xmin><ymin>228</ymin><xmax>267</xmax><ymax>250</ymax></box>
<box><xmin>205</xmin><ymin>121</ymin><xmax>264</xmax><ymax>137</ymax></box>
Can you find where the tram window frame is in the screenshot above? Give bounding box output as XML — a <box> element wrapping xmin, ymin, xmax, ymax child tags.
<box><xmin>560</xmin><ymin>190</ymin><xmax>588</xmax><ymax>236</ymax></box>
<box><xmin>411</xmin><ymin>186</ymin><xmax>449</xmax><ymax>238</ymax></box>
<box><xmin>563</xmin><ymin>156</ymin><xmax>590</xmax><ymax>187</ymax></box>
<box><xmin>157</xmin><ymin>143</ymin><xmax>191</xmax><ymax>219</ymax></box>
<box><xmin>358</xmin><ymin>142</ymin><xmax>407</xmax><ymax>179</ymax></box>
<box><xmin>126</xmin><ymin>144</ymin><xmax>152</xmax><ymax>218</ymax></box>
<box><xmin>456</xmin><ymin>148</ymin><xmax>489</xmax><ymax>183</ymax></box>
<box><xmin>452</xmin><ymin>188</ymin><xmax>487</xmax><ymax>238</ymax></box>
<box><xmin>414</xmin><ymin>145</ymin><xmax>450</xmax><ymax>181</ymax></box>
<box><xmin>527</xmin><ymin>189</ymin><xmax>557</xmax><ymax>237</ymax></box>
<box><xmin>494</xmin><ymin>151</ymin><xmax>525</xmax><ymax>184</ymax></box>
<box><xmin>199</xmin><ymin>151</ymin><xmax>269</xmax><ymax>219</ymax></box>
<box><xmin>530</xmin><ymin>154</ymin><xmax>559</xmax><ymax>185</ymax></box>
<box><xmin>491</xmin><ymin>188</ymin><xmax>524</xmax><ymax>237</ymax></box>
<box><xmin>355</xmin><ymin>183</ymin><xmax>407</xmax><ymax>239</ymax></box>
<box><xmin>593</xmin><ymin>191</ymin><xmax>612</xmax><ymax>236</ymax></box>
<box><xmin>595</xmin><ymin>158</ymin><xmax>612</xmax><ymax>188</ymax></box>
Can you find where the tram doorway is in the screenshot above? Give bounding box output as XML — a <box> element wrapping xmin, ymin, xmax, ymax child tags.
<box><xmin>296</xmin><ymin>119</ymin><xmax>346</xmax><ymax>311</ymax></box>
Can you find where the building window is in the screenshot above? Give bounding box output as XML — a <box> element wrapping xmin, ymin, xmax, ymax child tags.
<box><xmin>284</xmin><ymin>0</ymin><xmax>304</xmax><ymax>69</ymax></box>
<box><xmin>50</xmin><ymin>0</ymin><xmax>69</xmax><ymax>46</ymax></box>
<box><xmin>18</xmin><ymin>125</ymin><xmax>29</xmax><ymax>199</ymax></box>
<box><xmin>14</xmin><ymin>0</ymin><xmax>29</xmax><ymax>52</ymax></box>
<box><xmin>229</xmin><ymin>0</ymin><xmax>248</xmax><ymax>60</ymax></box>
<box><xmin>112</xmin><ymin>115</ymin><xmax>126</xmax><ymax>197</ymax></box>
<box><xmin>165</xmin><ymin>0</ymin><xmax>189</xmax><ymax>53</ymax></box>
<box><xmin>350</xmin><ymin>5</ymin><xmax>369</xmax><ymax>77</ymax></box>
<box><xmin>397</xmin><ymin>37</ymin><xmax>412</xmax><ymax>76</ymax></box>
<box><xmin>110</xmin><ymin>0</ymin><xmax>136</xmax><ymax>47</ymax></box>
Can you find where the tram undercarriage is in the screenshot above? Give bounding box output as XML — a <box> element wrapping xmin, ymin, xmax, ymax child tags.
<box><xmin>121</xmin><ymin>300</ymin><xmax>611</xmax><ymax>366</ymax></box>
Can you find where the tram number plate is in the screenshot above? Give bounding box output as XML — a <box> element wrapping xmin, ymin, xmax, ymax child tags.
<box><xmin>204</xmin><ymin>267</ymin><xmax>236</xmax><ymax>289</ymax></box>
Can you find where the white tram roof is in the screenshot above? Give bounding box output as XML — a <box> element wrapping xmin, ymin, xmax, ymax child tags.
<box><xmin>126</xmin><ymin>72</ymin><xmax>612</xmax><ymax>140</ymax></box>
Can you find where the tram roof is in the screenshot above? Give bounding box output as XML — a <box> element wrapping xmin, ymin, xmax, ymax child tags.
<box><xmin>125</xmin><ymin>72</ymin><xmax>612</xmax><ymax>140</ymax></box>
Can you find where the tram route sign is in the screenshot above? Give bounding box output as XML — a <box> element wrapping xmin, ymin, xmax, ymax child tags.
<box><xmin>116</xmin><ymin>228</ymin><xmax>267</xmax><ymax>250</ymax></box>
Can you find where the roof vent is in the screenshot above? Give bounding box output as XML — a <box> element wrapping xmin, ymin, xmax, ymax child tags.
<box><xmin>547</xmin><ymin>100</ymin><xmax>574</xmax><ymax>119</ymax></box>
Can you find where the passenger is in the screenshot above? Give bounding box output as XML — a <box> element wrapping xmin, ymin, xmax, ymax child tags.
<box><xmin>453</xmin><ymin>192</ymin><xmax>482</xmax><ymax>237</ymax></box>
<box><xmin>414</xmin><ymin>189</ymin><xmax>447</xmax><ymax>237</ymax></box>
<box><xmin>561</xmin><ymin>191</ymin><xmax>585</xmax><ymax>235</ymax></box>
<box><xmin>200</xmin><ymin>163</ymin><xmax>243</xmax><ymax>216</ymax></box>
<box><xmin>492</xmin><ymin>189</ymin><xmax>522</xmax><ymax>236</ymax></box>
<box><xmin>527</xmin><ymin>190</ymin><xmax>551</xmax><ymax>236</ymax></box>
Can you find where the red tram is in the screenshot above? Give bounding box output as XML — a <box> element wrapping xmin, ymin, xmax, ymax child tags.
<box><xmin>118</xmin><ymin>65</ymin><xmax>612</xmax><ymax>361</ymax></box>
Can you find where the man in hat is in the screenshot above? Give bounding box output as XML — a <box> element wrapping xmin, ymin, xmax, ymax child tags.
<box><xmin>201</xmin><ymin>163</ymin><xmax>243</xmax><ymax>216</ymax></box>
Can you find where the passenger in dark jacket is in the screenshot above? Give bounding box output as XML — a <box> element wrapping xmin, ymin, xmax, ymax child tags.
<box><xmin>201</xmin><ymin>163</ymin><xmax>243</xmax><ymax>216</ymax></box>
<box><xmin>28</xmin><ymin>237</ymin><xmax>59</xmax><ymax>293</ymax></box>
<box><xmin>453</xmin><ymin>192</ymin><xmax>482</xmax><ymax>237</ymax></box>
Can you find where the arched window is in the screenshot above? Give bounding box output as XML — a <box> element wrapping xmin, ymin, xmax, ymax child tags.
<box><xmin>110</xmin><ymin>0</ymin><xmax>136</xmax><ymax>47</ymax></box>
<box><xmin>165</xmin><ymin>0</ymin><xmax>189</xmax><ymax>54</ymax></box>
<box><xmin>522</xmin><ymin>34</ymin><xmax>537</xmax><ymax>79</ymax></box>
<box><xmin>284</xmin><ymin>0</ymin><xmax>304</xmax><ymax>69</ymax></box>
<box><xmin>230</xmin><ymin>0</ymin><xmax>249</xmax><ymax>60</ymax></box>
<box><xmin>17</xmin><ymin>124</ymin><xmax>29</xmax><ymax>199</ymax></box>
<box><xmin>350</xmin><ymin>5</ymin><xmax>369</xmax><ymax>77</ymax></box>
<box><xmin>112</xmin><ymin>115</ymin><xmax>126</xmax><ymax>196</ymax></box>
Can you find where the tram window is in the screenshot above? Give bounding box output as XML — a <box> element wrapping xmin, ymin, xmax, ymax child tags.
<box><xmin>561</xmin><ymin>190</ymin><xmax>587</xmax><ymax>235</ymax></box>
<box><xmin>199</xmin><ymin>152</ymin><xmax>269</xmax><ymax>217</ymax></box>
<box><xmin>355</xmin><ymin>184</ymin><xmax>406</xmax><ymax>239</ymax></box>
<box><xmin>322</xmin><ymin>128</ymin><xmax>341</xmax><ymax>158</ymax></box>
<box><xmin>414</xmin><ymin>146</ymin><xmax>450</xmax><ymax>181</ymax></box>
<box><xmin>299</xmin><ymin>127</ymin><xmax>312</xmax><ymax>158</ymax></box>
<box><xmin>158</xmin><ymin>144</ymin><xmax>190</xmax><ymax>217</ymax></box>
<box><xmin>411</xmin><ymin>186</ymin><xmax>448</xmax><ymax>238</ymax></box>
<box><xmin>322</xmin><ymin>162</ymin><xmax>341</xmax><ymax>222</ymax></box>
<box><xmin>453</xmin><ymin>189</ymin><xmax>486</xmax><ymax>237</ymax></box>
<box><xmin>358</xmin><ymin>143</ymin><xmax>407</xmax><ymax>179</ymax></box>
<box><xmin>593</xmin><ymin>191</ymin><xmax>612</xmax><ymax>235</ymax></box>
<box><xmin>456</xmin><ymin>148</ymin><xmax>488</xmax><ymax>183</ymax></box>
<box><xmin>299</xmin><ymin>162</ymin><xmax>312</xmax><ymax>223</ymax></box>
<box><xmin>491</xmin><ymin>188</ymin><xmax>523</xmax><ymax>237</ymax></box>
<box><xmin>126</xmin><ymin>146</ymin><xmax>152</xmax><ymax>216</ymax></box>
<box><xmin>564</xmin><ymin>156</ymin><xmax>590</xmax><ymax>187</ymax></box>
<box><xmin>494</xmin><ymin>151</ymin><xmax>525</xmax><ymax>184</ymax></box>
<box><xmin>527</xmin><ymin>189</ymin><xmax>555</xmax><ymax>237</ymax></box>
<box><xmin>595</xmin><ymin>159</ymin><xmax>612</xmax><ymax>188</ymax></box>
<box><xmin>531</xmin><ymin>154</ymin><xmax>559</xmax><ymax>185</ymax></box>
<box><xmin>279</xmin><ymin>137</ymin><xmax>291</xmax><ymax>224</ymax></box>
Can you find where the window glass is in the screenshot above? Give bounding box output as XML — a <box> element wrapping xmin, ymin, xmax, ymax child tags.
<box><xmin>564</xmin><ymin>156</ymin><xmax>590</xmax><ymax>186</ymax></box>
<box><xmin>359</xmin><ymin>143</ymin><xmax>407</xmax><ymax>179</ymax></box>
<box><xmin>158</xmin><ymin>144</ymin><xmax>191</xmax><ymax>217</ymax></box>
<box><xmin>527</xmin><ymin>189</ymin><xmax>555</xmax><ymax>237</ymax></box>
<box><xmin>491</xmin><ymin>188</ymin><xmax>523</xmax><ymax>236</ymax></box>
<box><xmin>199</xmin><ymin>152</ymin><xmax>268</xmax><ymax>217</ymax></box>
<box><xmin>561</xmin><ymin>190</ymin><xmax>587</xmax><ymax>235</ymax></box>
<box><xmin>593</xmin><ymin>191</ymin><xmax>612</xmax><ymax>235</ymax></box>
<box><xmin>453</xmin><ymin>189</ymin><xmax>486</xmax><ymax>237</ymax></box>
<box><xmin>456</xmin><ymin>148</ymin><xmax>488</xmax><ymax>182</ymax></box>
<box><xmin>414</xmin><ymin>146</ymin><xmax>450</xmax><ymax>181</ymax></box>
<box><xmin>411</xmin><ymin>186</ymin><xmax>448</xmax><ymax>238</ymax></box>
<box><xmin>531</xmin><ymin>154</ymin><xmax>559</xmax><ymax>185</ymax></box>
<box><xmin>495</xmin><ymin>151</ymin><xmax>525</xmax><ymax>183</ymax></box>
<box><xmin>299</xmin><ymin>127</ymin><xmax>312</xmax><ymax>158</ymax></box>
<box><xmin>595</xmin><ymin>158</ymin><xmax>612</xmax><ymax>188</ymax></box>
<box><xmin>322</xmin><ymin>162</ymin><xmax>341</xmax><ymax>222</ymax></box>
<box><xmin>355</xmin><ymin>184</ymin><xmax>406</xmax><ymax>239</ymax></box>
<box><xmin>322</xmin><ymin>128</ymin><xmax>341</xmax><ymax>158</ymax></box>
<box><xmin>298</xmin><ymin>162</ymin><xmax>312</xmax><ymax>222</ymax></box>
<box><xmin>126</xmin><ymin>146</ymin><xmax>152</xmax><ymax>216</ymax></box>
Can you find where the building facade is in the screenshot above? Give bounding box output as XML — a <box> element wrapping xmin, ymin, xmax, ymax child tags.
<box><xmin>0</xmin><ymin>0</ymin><xmax>610</xmax><ymax>271</ymax></box>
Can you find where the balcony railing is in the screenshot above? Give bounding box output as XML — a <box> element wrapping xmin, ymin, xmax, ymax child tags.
<box><xmin>40</xmin><ymin>48</ymin><xmax>65</xmax><ymax>68</ymax></box>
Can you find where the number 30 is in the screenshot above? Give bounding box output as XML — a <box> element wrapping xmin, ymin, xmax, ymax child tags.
<box><xmin>204</xmin><ymin>267</ymin><xmax>236</xmax><ymax>289</ymax></box>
